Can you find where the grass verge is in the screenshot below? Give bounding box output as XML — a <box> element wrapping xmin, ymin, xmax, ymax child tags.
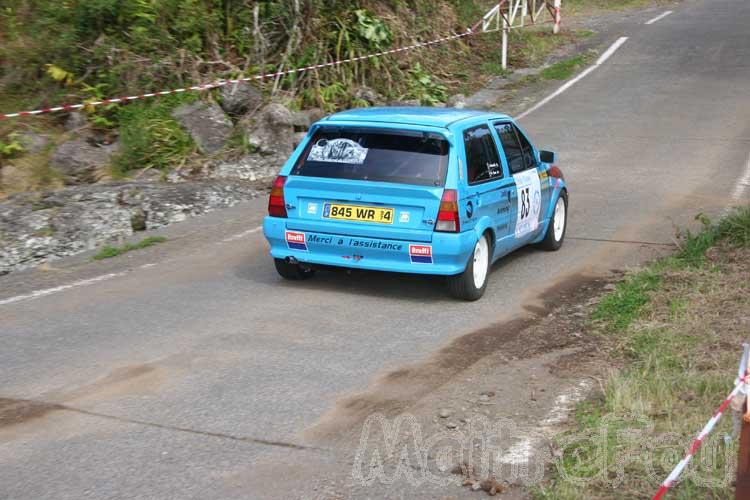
<box><xmin>93</xmin><ymin>236</ymin><xmax>167</xmax><ymax>261</ymax></box>
<box><xmin>535</xmin><ymin>207</ymin><xmax>750</xmax><ymax>499</ymax></box>
<box><xmin>540</xmin><ymin>54</ymin><xmax>592</xmax><ymax>80</ymax></box>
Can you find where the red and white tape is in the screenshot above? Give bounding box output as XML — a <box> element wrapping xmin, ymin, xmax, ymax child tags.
<box><xmin>0</xmin><ymin>30</ymin><xmax>479</xmax><ymax>121</ymax></box>
<box><xmin>652</xmin><ymin>374</ymin><xmax>748</xmax><ymax>499</ymax></box>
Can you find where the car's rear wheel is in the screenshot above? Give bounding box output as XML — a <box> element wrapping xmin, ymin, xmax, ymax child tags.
<box><xmin>540</xmin><ymin>190</ymin><xmax>567</xmax><ymax>251</ymax></box>
<box><xmin>274</xmin><ymin>258</ymin><xmax>316</xmax><ymax>280</ymax></box>
<box><xmin>447</xmin><ymin>233</ymin><xmax>491</xmax><ymax>301</ymax></box>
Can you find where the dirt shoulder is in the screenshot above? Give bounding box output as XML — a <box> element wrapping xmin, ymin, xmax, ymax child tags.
<box><xmin>284</xmin><ymin>208</ymin><xmax>750</xmax><ymax>500</ymax></box>
<box><xmin>534</xmin><ymin>208</ymin><xmax>750</xmax><ymax>499</ymax></box>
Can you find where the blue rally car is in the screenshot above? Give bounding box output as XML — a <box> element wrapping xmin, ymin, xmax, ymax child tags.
<box><xmin>263</xmin><ymin>107</ymin><xmax>567</xmax><ymax>300</ymax></box>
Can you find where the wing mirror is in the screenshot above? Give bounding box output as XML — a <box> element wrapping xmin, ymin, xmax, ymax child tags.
<box><xmin>539</xmin><ymin>150</ymin><xmax>557</xmax><ymax>164</ymax></box>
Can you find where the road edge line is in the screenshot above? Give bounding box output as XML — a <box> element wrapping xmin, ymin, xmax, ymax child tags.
<box><xmin>724</xmin><ymin>151</ymin><xmax>750</xmax><ymax>214</ymax></box>
<box><xmin>645</xmin><ymin>10</ymin><xmax>673</xmax><ymax>25</ymax></box>
<box><xmin>0</xmin><ymin>272</ymin><xmax>128</xmax><ymax>306</ymax></box>
<box><xmin>515</xmin><ymin>36</ymin><xmax>628</xmax><ymax>121</ymax></box>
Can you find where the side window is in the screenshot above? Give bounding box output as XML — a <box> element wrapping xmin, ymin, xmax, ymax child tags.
<box><xmin>515</xmin><ymin>126</ymin><xmax>537</xmax><ymax>170</ymax></box>
<box><xmin>463</xmin><ymin>125</ymin><xmax>502</xmax><ymax>184</ymax></box>
<box><xmin>494</xmin><ymin>122</ymin><xmax>525</xmax><ymax>174</ymax></box>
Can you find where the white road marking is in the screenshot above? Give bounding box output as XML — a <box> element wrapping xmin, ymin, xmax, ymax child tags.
<box><xmin>0</xmin><ymin>272</ymin><xmax>128</xmax><ymax>307</ymax></box>
<box><xmin>496</xmin><ymin>379</ymin><xmax>592</xmax><ymax>464</ymax></box>
<box><xmin>645</xmin><ymin>10</ymin><xmax>673</xmax><ymax>25</ymax></box>
<box><xmin>221</xmin><ymin>226</ymin><xmax>263</xmax><ymax>243</ymax></box>
<box><xmin>1</xmin><ymin>226</ymin><xmax>265</xmax><ymax>307</ymax></box>
<box><xmin>724</xmin><ymin>151</ymin><xmax>750</xmax><ymax>214</ymax></box>
<box><xmin>595</xmin><ymin>36</ymin><xmax>629</xmax><ymax>65</ymax></box>
<box><xmin>515</xmin><ymin>37</ymin><xmax>628</xmax><ymax>120</ymax></box>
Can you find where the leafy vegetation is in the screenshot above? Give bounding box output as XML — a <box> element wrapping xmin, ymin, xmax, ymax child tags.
<box><xmin>92</xmin><ymin>236</ymin><xmax>168</xmax><ymax>260</ymax></box>
<box><xmin>114</xmin><ymin>94</ymin><xmax>198</xmax><ymax>175</ymax></box>
<box><xmin>535</xmin><ymin>207</ymin><xmax>750</xmax><ymax>499</ymax></box>
<box><xmin>0</xmin><ymin>133</ymin><xmax>24</xmax><ymax>158</ymax></box>
<box><xmin>0</xmin><ymin>0</ymin><xmax>606</xmax><ymax>193</ymax></box>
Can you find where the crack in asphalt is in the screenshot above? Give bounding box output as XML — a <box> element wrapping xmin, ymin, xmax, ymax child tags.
<box><xmin>1</xmin><ymin>398</ymin><xmax>323</xmax><ymax>452</ymax></box>
<box><xmin>567</xmin><ymin>236</ymin><xmax>676</xmax><ymax>247</ymax></box>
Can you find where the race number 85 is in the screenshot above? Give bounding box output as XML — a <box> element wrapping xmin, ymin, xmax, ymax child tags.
<box><xmin>520</xmin><ymin>187</ymin><xmax>530</xmax><ymax>219</ymax></box>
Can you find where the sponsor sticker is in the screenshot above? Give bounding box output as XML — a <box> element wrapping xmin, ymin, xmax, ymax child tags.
<box><xmin>399</xmin><ymin>211</ymin><xmax>410</xmax><ymax>223</ymax></box>
<box><xmin>409</xmin><ymin>244</ymin><xmax>433</xmax><ymax>264</ymax></box>
<box><xmin>285</xmin><ymin>231</ymin><xmax>308</xmax><ymax>251</ymax></box>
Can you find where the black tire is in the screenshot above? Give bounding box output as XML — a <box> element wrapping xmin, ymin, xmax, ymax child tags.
<box><xmin>447</xmin><ymin>233</ymin><xmax>491</xmax><ymax>301</ymax></box>
<box><xmin>540</xmin><ymin>190</ymin><xmax>568</xmax><ymax>251</ymax></box>
<box><xmin>274</xmin><ymin>258</ymin><xmax>315</xmax><ymax>280</ymax></box>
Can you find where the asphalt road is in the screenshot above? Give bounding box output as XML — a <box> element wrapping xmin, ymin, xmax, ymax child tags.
<box><xmin>2</xmin><ymin>0</ymin><xmax>750</xmax><ymax>498</ymax></box>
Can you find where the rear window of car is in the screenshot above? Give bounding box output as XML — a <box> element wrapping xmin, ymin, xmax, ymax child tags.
<box><xmin>291</xmin><ymin>127</ymin><xmax>450</xmax><ymax>186</ymax></box>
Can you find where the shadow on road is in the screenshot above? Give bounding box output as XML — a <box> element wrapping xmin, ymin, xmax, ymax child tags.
<box><xmin>232</xmin><ymin>245</ymin><xmax>539</xmax><ymax>302</ymax></box>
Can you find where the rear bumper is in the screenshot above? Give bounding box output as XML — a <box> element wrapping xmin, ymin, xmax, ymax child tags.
<box><xmin>263</xmin><ymin>217</ymin><xmax>476</xmax><ymax>275</ymax></box>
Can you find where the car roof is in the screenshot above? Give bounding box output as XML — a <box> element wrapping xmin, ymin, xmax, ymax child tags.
<box><xmin>322</xmin><ymin>107</ymin><xmax>511</xmax><ymax>129</ymax></box>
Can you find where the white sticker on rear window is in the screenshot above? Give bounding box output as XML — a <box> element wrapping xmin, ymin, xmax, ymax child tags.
<box><xmin>307</xmin><ymin>139</ymin><xmax>368</xmax><ymax>165</ymax></box>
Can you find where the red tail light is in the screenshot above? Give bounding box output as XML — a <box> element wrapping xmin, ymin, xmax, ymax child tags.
<box><xmin>435</xmin><ymin>189</ymin><xmax>460</xmax><ymax>232</ymax></box>
<box><xmin>549</xmin><ymin>166</ymin><xmax>564</xmax><ymax>180</ymax></box>
<box><xmin>268</xmin><ymin>175</ymin><xmax>287</xmax><ymax>218</ymax></box>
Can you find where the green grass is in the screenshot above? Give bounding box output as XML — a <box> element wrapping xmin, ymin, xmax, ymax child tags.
<box><xmin>535</xmin><ymin>207</ymin><xmax>750</xmax><ymax>499</ymax></box>
<box><xmin>92</xmin><ymin>236</ymin><xmax>167</xmax><ymax>260</ymax></box>
<box><xmin>540</xmin><ymin>54</ymin><xmax>591</xmax><ymax>80</ymax></box>
<box><xmin>114</xmin><ymin>94</ymin><xmax>197</xmax><ymax>176</ymax></box>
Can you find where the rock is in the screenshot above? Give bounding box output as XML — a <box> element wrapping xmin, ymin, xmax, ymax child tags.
<box><xmin>464</xmin><ymin>88</ymin><xmax>504</xmax><ymax>110</ymax></box>
<box><xmin>604</xmin><ymin>283</ymin><xmax>617</xmax><ymax>291</ymax></box>
<box><xmin>387</xmin><ymin>99</ymin><xmax>421</xmax><ymax>107</ymax></box>
<box><xmin>293</xmin><ymin>132</ymin><xmax>308</xmax><ymax>148</ymax></box>
<box><xmin>207</xmin><ymin>154</ymin><xmax>285</xmax><ymax>182</ymax></box>
<box><xmin>354</xmin><ymin>86</ymin><xmax>384</xmax><ymax>106</ymax></box>
<box><xmin>447</xmin><ymin>94</ymin><xmax>467</xmax><ymax>109</ymax></box>
<box><xmin>0</xmin><ymin>181</ymin><xmax>259</xmax><ymax>275</ymax></box>
<box><xmin>446</xmin><ymin>422</ymin><xmax>458</xmax><ymax>429</ymax></box>
<box><xmin>64</xmin><ymin>112</ymin><xmax>88</xmax><ymax>131</ymax></box>
<box><xmin>487</xmin><ymin>76</ymin><xmax>511</xmax><ymax>90</ymax></box>
<box><xmin>509</xmin><ymin>67</ymin><xmax>543</xmax><ymax>82</ymax></box>
<box><xmin>172</xmin><ymin>102</ymin><xmax>233</xmax><ymax>154</ymax></box>
<box><xmin>291</xmin><ymin>108</ymin><xmax>326</xmax><ymax>131</ymax></box>
<box><xmin>130</xmin><ymin>208</ymin><xmax>147</xmax><ymax>231</ymax></box>
<box><xmin>479</xmin><ymin>394</ymin><xmax>490</xmax><ymax>403</ymax></box>
<box><xmin>438</xmin><ymin>408</ymin><xmax>452</xmax><ymax>419</ymax></box>
<box><xmin>16</xmin><ymin>132</ymin><xmax>50</xmax><ymax>154</ymax></box>
<box><xmin>292</xmin><ymin>111</ymin><xmax>312</xmax><ymax>131</ymax></box>
<box><xmin>244</xmin><ymin>103</ymin><xmax>295</xmax><ymax>156</ymax></box>
<box><xmin>219</xmin><ymin>81</ymin><xmax>263</xmax><ymax>116</ymax></box>
<box><xmin>50</xmin><ymin>138</ymin><xmax>120</xmax><ymax>185</ymax></box>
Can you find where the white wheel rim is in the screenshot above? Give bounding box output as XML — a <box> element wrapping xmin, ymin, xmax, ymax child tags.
<box><xmin>553</xmin><ymin>197</ymin><xmax>566</xmax><ymax>241</ymax></box>
<box><xmin>472</xmin><ymin>236</ymin><xmax>489</xmax><ymax>289</ymax></box>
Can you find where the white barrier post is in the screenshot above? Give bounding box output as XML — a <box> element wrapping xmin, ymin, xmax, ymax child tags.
<box><xmin>501</xmin><ymin>15</ymin><xmax>509</xmax><ymax>70</ymax></box>
<box><xmin>553</xmin><ymin>0</ymin><xmax>561</xmax><ymax>34</ymax></box>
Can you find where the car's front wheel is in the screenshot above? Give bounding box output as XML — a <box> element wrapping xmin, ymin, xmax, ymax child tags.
<box><xmin>274</xmin><ymin>258</ymin><xmax>316</xmax><ymax>280</ymax></box>
<box><xmin>540</xmin><ymin>190</ymin><xmax>567</xmax><ymax>251</ymax></box>
<box><xmin>447</xmin><ymin>232</ymin><xmax>491</xmax><ymax>301</ymax></box>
